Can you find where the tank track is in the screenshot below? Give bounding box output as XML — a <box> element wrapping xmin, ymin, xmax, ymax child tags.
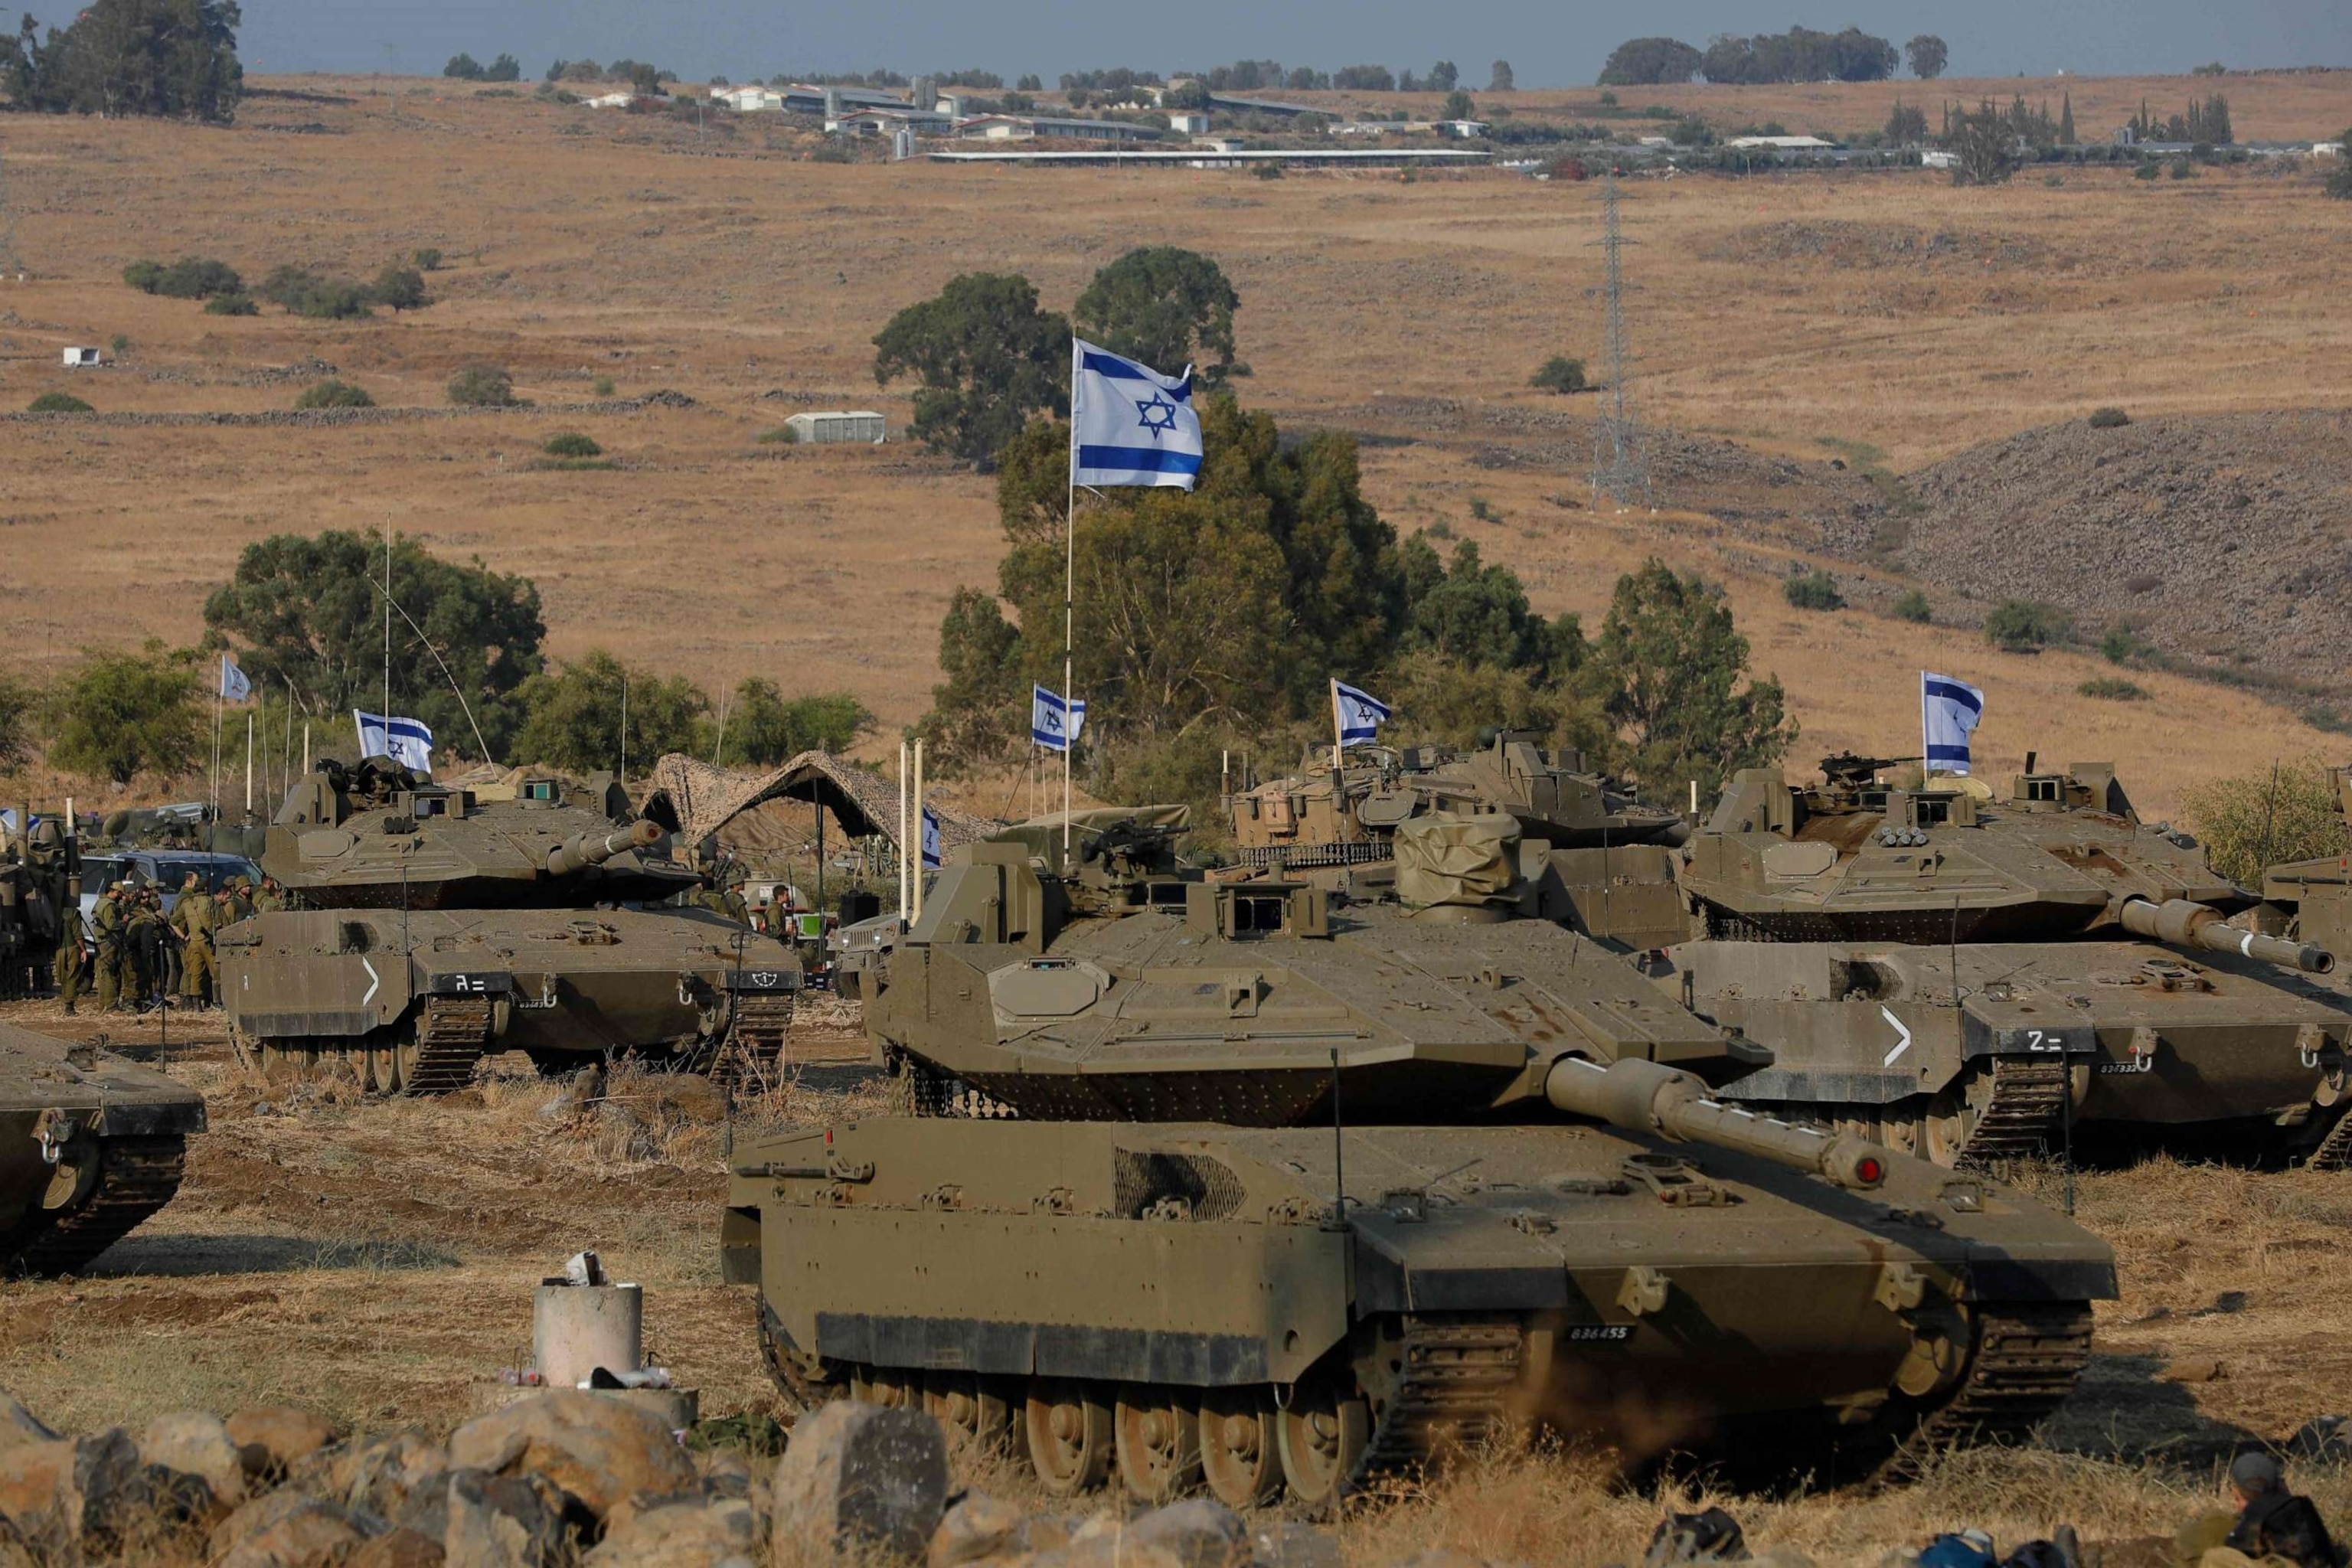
<box><xmin>707</xmin><ymin>995</ymin><xmax>795</xmax><ymax>1096</ymax></box>
<box><xmin>8</xmin><ymin>1135</ymin><xmax>188</xmax><ymax>1276</ymax></box>
<box><xmin>1870</xmin><ymin>1302</ymin><xmax>2095</xmax><ymax>1486</ymax></box>
<box><xmin>1954</xmin><ymin>1060</ymin><xmax>2069</xmax><ymax>1168</ymax></box>
<box><xmin>403</xmin><ymin>996</ymin><xmax>492</xmax><ymax>1095</ymax></box>
<box><xmin>1347</xmin><ymin>1316</ymin><xmax>1524</xmax><ymax>1494</ymax></box>
<box><xmin>2305</xmin><ymin>1106</ymin><xmax>2352</xmax><ymax>1171</ymax></box>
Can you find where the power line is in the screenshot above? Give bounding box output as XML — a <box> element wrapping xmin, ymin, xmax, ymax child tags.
<box><xmin>1589</xmin><ymin>169</ymin><xmax>1651</xmax><ymax>512</ymax></box>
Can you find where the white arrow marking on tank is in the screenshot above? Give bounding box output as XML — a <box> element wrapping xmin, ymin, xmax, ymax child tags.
<box><xmin>361</xmin><ymin>958</ymin><xmax>381</xmax><ymax>1007</ymax></box>
<box><xmin>1880</xmin><ymin>1005</ymin><xmax>1913</xmax><ymax>1067</ymax></box>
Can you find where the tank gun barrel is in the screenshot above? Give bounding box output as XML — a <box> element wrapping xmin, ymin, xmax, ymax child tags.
<box><xmin>2118</xmin><ymin>897</ymin><xmax>2335</xmax><ymax>975</ymax></box>
<box><xmin>545</xmin><ymin>819</ymin><xmax>665</xmax><ymax>877</ymax></box>
<box><xmin>1544</xmin><ymin>1055</ymin><xmax>1889</xmax><ymax>1190</ymax></box>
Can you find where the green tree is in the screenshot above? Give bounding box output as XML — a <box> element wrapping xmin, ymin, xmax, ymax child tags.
<box><xmin>1905</xmin><ymin>34</ymin><xmax>1948</xmax><ymax>80</ymax></box>
<box><xmin>873</xmin><ymin>273</ymin><xmax>1070</xmax><ymax>466</ymax></box>
<box><xmin>4</xmin><ymin>0</ymin><xmax>243</xmax><ymax>120</ymax></box>
<box><xmin>1892</xmin><ymin>589</ymin><xmax>1932</xmax><ymax>623</ymax></box>
<box><xmin>710</xmin><ymin>680</ymin><xmax>876</xmax><ymax>766</ymax></box>
<box><xmin>1073</xmin><ymin>247</ymin><xmax>1243</xmax><ymax>387</ymax></box>
<box><xmin>1398</xmin><ymin>537</ymin><xmax>1581</xmax><ymax>675</ymax></box>
<box><xmin>1984</xmin><ymin>599</ymin><xmax>2073</xmax><ymax>652</ymax></box>
<box><xmin>1488</xmin><ymin>60</ymin><xmax>1514</xmax><ymax>92</ymax></box>
<box><xmin>1951</xmin><ymin>105</ymin><xmax>2020</xmax><ymax>187</ymax></box>
<box><xmin>1591</xmin><ymin>562</ymin><xmax>1795</xmax><ymax>800</ymax></box>
<box><xmin>1782</xmin><ymin>570</ymin><xmax>1844</xmax><ymax>611</ymax></box>
<box><xmin>511</xmin><ymin>649</ymin><xmax>707</xmax><ymax>776</ymax></box>
<box><xmin>1886</xmin><ymin>97</ymin><xmax>1927</xmax><ymax>143</ymax></box>
<box><xmin>2330</xmin><ymin>146</ymin><xmax>2352</xmax><ymax>201</ymax></box>
<box><xmin>44</xmin><ymin>642</ymin><xmax>204</xmax><ymax>785</ymax></box>
<box><xmin>483</xmin><ymin>53</ymin><xmax>521</xmax><ymax>83</ymax></box>
<box><xmin>2057</xmin><ymin>93</ymin><xmax>2076</xmax><ymax>145</ymax></box>
<box><xmin>1427</xmin><ymin>60</ymin><xmax>1459</xmax><ymax>91</ymax></box>
<box><xmin>368</xmin><ymin>265</ymin><xmax>428</xmax><ymax>311</ymax></box>
<box><xmin>446</xmin><ymin>364</ymin><xmax>518</xmax><ymax>406</ymax></box>
<box><xmin>443</xmin><ymin>52</ymin><xmax>483</xmax><ymax>80</ymax></box>
<box><xmin>918</xmin><ymin>587</ymin><xmax>1027</xmax><ymax>770</ymax></box>
<box><xmin>1530</xmin><ymin>355</ymin><xmax>1586</xmax><ymax>393</ymax></box>
<box><xmin>1441</xmin><ymin>88</ymin><xmax>1475</xmax><ymax>122</ymax></box>
<box><xmin>28</xmin><ymin>391</ymin><xmax>92</xmax><ymax>413</ymax></box>
<box><xmin>2184</xmin><ymin>759</ymin><xmax>2352</xmax><ymax>886</ymax></box>
<box><xmin>1597</xmin><ymin>38</ymin><xmax>1701</xmax><ymax>87</ymax></box>
<box><xmin>202</xmin><ymin>531</ymin><xmax>546</xmax><ymax>762</ymax></box>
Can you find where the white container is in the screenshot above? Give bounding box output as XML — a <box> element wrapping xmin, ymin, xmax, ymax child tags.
<box><xmin>533</xmin><ymin>1282</ymin><xmax>642</xmax><ymax>1390</ymax></box>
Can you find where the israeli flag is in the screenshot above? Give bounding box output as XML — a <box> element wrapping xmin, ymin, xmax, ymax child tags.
<box><xmin>1069</xmin><ymin>698</ymin><xmax>1086</xmax><ymax>744</ymax></box>
<box><xmin>1070</xmin><ymin>338</ymin><xmax>1202</xmax><ymax>490</ymax></box>
<box><xmin>1332</xmin><ymin>680</ymin><xmax>1393</xmax><ymax>746</ymax></box>
<box><xmin>920</xmin><ymin>804</ymin><xmax>943</xmax><ymax>869</ymax></box>
<box><xmin>1031</xmin><ymin>684</ymin><xmax>1073</xmax><ymax>751</ymax></box>
<box><xmin>218</xmin><ymin>655</ymin><xmax>251</xmax><ymax>704</ymax></box>
<box><xmin>1921</xmin><ymin>671</ymin><xmax>1985</xmax><ymax>776</ymax></box>
<box><xmin>354</xmin><ymin>710</ymin><xmax>436</xmax><ymax>776</ymax></box>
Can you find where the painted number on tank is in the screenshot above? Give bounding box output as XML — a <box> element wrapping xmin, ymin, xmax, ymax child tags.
<box><xmin>1566</xmin><ymin>1325</ymin><xmax>1635</xmax><ymax>1343</ymax></box>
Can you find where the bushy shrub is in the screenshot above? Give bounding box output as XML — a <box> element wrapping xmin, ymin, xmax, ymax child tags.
<box><xmin>756</xmin><ymin>426</ymin><xmax>797</xmax><ymax>444</ymax></box>
<box><xmin>203</xmin><ymin>293</ymin><xmax>259</xmax><ymax>316</ymax></box>
<box><xmin>368</xmin><ymin>265</ymin><xmax>429</xmax><ymax>311</ymax></box>
<box><xmin>1531</xmin><ymin>355</ymin><xmax>1588</xmax><ymax>394</ymax></box>
<box><xmin>413</xmin><ymin>248</ymin><xmax>446</xmax><ymax>272</ymax></box>
<box><xmin>2078</xmin><ymin>677</ymin><xmax>2149</xmax><ymax>701</ymax></box>
<box><xmin>1891</xmin><ymin>589</ymin><xmax>1931</xmax><ymax>622</ymax></box>
<box><xmin>2087</xmin><ymin>406</ymin><xmax>2130</xmax><ymax>428</ymax></box>
<box><xmin>592</xmin><ymin>377</ymin><xmax>616</xmax><ymax>397</ymax></box>
<box><xmin>260</xmin><ymin>266</ymin><xmax>373</xmax><ymax>320</ymax></box>
<box><xmin>1782</xmin><ymin>570</ymin><xmax>1845</xmax><ymax>611</ymax></box>
<box><xmin>125</xmin><ymin>256</ymin><xmax>243</xmax><ymax>299</ymax></box>
<box><xmin>542</xmin><ymin>432</ymin><xmax>603</xmax><ymax>457</ymax></box>
<box><xmin>447</xmin><ymin>364</ymin><xmax>518</xmax><ymax>407</ymax></box>
<box><xmin>294</xmin><ymin>379</ymin><xmax>374</xmax><ymax>410</ymax></box>
<box><xmin>28</xmin><ymin>391</ymin><xmax>93</xmax><ymax>413</ymax></box>
<box><xmin>1984</xmin><ymin>599</ymin><xmax>2073</xmax><ymax>652</ymax></box>
<box><xmin>122</xmin><ymin>260</ymin><xmax>164</xmax><ymax>292</ymax></box>
<box><xmin>2184</xmin><ymin>757</ymin><xmax>2352</xmax><ymax>884</ymax></box>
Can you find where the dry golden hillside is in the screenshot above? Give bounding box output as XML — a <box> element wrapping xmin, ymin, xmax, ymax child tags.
<box><xmin>0</xmin><ymin>71</ymin><xmax>2347</xmax><ymax>814</ymax></box>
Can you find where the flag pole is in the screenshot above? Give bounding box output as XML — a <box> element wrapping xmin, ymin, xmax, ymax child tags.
<box><xmin>244</xmin><ymin>711</ymin><xmax>253</xmax><ymax>816</ymax></box>
<box><xmin>897</xmin><ymin>740</ymin><xmax>910</xmax><ymax>925</ymax></box>
<box><xmin>1063</xmin><ymin>339</ymin><xmax>1078</xmax><ymax>866</ymax></box>
<box><xmin>381</xmin><ymin>516</ymin><xmax>392</xmax><ymax>743</ymax></box>
<box><xmin>1330</xmin><ymin>679</ymin><xmax>1343</xmax><ymax>776</ymax></box>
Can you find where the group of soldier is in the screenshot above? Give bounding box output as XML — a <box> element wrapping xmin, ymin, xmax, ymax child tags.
<box><xmin>54</xmin><ymin>872</ymin><xmax>286</xmax><ymax>1015</ymax></box>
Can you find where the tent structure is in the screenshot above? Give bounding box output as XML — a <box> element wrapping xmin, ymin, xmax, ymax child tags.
<box><xmin>635</xmin><ymin>751</ymin><xmax>997</xmax><ymax>857</ymax></box>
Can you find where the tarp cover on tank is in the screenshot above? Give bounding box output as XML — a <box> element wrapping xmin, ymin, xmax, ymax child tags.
<box><xmin>990</xmin><ymin>805</ymin><xmax>1191</xmax><ymax>860</ymax></box>
<box><xmin>1394</xmin><ymin>813</ymin><xmax>1520</xmax><ymax>910</ymax></box>
<box><xmin>635</xmin><ymin>752</ymin><xmax>998</xmax><ymax>856</ymax></box>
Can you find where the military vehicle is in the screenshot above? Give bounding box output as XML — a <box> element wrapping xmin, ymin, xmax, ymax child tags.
<box><xmin>217</xmin><ymin>759</ymin><xmax>802</xmax><ymax>1094</ymax></box>
<box><xmin>1661</xmin><ymin>753</ymin><xmax>2347</xmax><ymax>1165</ymax></box>
<box><xmin>724</xmin><ymin>808</ymin><xmax>2115</xmax><ymax>1503</ymax></box>
<box><xmin>2256</xmin><ymin>765</ymin><xmax>2352</xmax><ymax>974</ymax></box>
<box><xmin>2</xmin><ymin>1019</ymin><xmax>206</xmax><ymax>1274</ymax></box>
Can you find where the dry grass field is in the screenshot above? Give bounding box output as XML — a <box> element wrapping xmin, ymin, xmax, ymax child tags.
<box><xmin>0</xmin><ymin>70</ymin><xmax>2348</xmax><ymax>817</ymax></box>
<box><xmin>2</xmin><ymin>996</ymin><xmax>2349</xmax><ymax>1566</ymax></box>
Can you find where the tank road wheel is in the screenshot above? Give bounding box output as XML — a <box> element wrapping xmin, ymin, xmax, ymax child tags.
<box><xmin>1276</xmin><ymin>1377</ymin><xmax>1370</xmax><ymax>1512</ymax></box>
<box><xmin>851</xmin><ymin>1366</ymin><xmax>917</xmax><ymax>1410</ymax></box>
<box><xmin>1024</xmin><ymin>1379</ymin><xmax>1113</xmax><ymax>1498</ymax></box>
<box><xmin>1197</xmin><ymin>1387</ymin><xmax>1282</xmax><ymax>1509</ymax></box>
<box><xmin>375</xmin><ymin>1036</ymin><xmax>416</xmax><ymax>1096</ymax></box>
<box><xmin>1116</xmin><ymin>1389</ymin><xmax>1203</xmax><ymax>1504</ymax></box>
<box><xmin>1922</xmin><ymin>1074</ymin><xmax>1991</xmax><ymax>1168</ymax></box>
<box><xmin>923</xmin><ymin>1373</ymin><xmax>1014</xmax><ymax>1455</ymax></box>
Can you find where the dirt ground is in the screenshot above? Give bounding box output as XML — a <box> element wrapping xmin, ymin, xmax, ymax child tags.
<box><xmin>0</xmin><ymin>71</ymin><xmax>2348</xmax><ymax>818</ymax></box>
<box><xmin>3</xmin><ymin>991</ymin><xmax>2349</xmax><ymax>1564</ymax></box>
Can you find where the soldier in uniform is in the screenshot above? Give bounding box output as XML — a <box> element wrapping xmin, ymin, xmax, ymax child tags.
<box><xmin>170</xmin><ymin>871</ymin><xmax>219</xmax><ymax>1010</ymax></box>
<box><xmin>251</xmin><ymin>876</ymin><xmax>286</xmax><ymax>915</ymax></box>
<box><xmin>52</xmin><ymin>920</ymin><xmax>86</xmax><ymax>1015</ymax></box>
<box><xmin>129</xmin><ymin>888</ymin><xmax>167</xmax><ymax>1011</ymax></box>
<box><xmin>93</xmin><ymin>882</ymin><xmax>131</xmax><ymax>1012</ymax></box>
<box><xmin>220</xmin><ymin>875</ymin><xmax>256</xmax><ymax>923</ymax></box>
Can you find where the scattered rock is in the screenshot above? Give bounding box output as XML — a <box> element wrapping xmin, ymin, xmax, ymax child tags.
<box><xmin>141</xmin><ymin>1410</ymin><xmax>249</xmax><ymax>1511</ymax></box>
<box><xmin>449</xmin><ymin>1391</ymin><xmax>697</xmax><ymax>1523</ymax></box>
<box><xmin>216</xmin><ymin>1493</ymin><xmax>372</xmax><ymax>1568</ymax></box>
<box><xmin>227</xmin><ymin>1407</ymin><xmax>341</xmax><ymax>1481</ymax></box>
<box><xmin>0</xmin><ymin>1427</ymin><xmax>211</xmax><ymax>1553</ymax></box>
<box><xmin>586</xmin><ymin>1495</ymin><xmax>758</xmax><ymax>1566</ymax></box>
<box><xmin>310</xmin><ymin>1429</ymin><xmax>452</xmax><ymax>1519</ymax></box>
<box><xmin>2288</xmin><ymin>1415</ymin><xmax>2351</xmax><ymax>1462</ymax></box>
<box><xmin>1126</xmin><ymin>1499</ymin><xmax>1249</xmax><ymax>1568</ymax></box>
<box><xmin>697</xmin><ymin>1446</ymin><xmax>755</xmax><ymax>1501</ymax></box>
<box><xmin>929</xmin><ymin>1491</ymin><xmax>1027</xmax><ymax>1566</ymax></box>
<box><xmin>2159</xmin><ymin>1358</ymin><xmax>2226</xmax><ymax>1384</ymax></box>
<box><xmin>769</xmin><ymin>1401</ymin><xmax>947</xmax><ymax>1563</ymax></box>
<box><xmin>400</xmin><ymin>1467</ymin><xmax>569</xmax><ymax>1568</ymax></box>
<box><xmin>349</xmin><ymin>1524</ymin><xmax>449</xmax><ymax>1568</ymax></box>
<box><xmin>0</xmin><ymin>1393</ymin><xmax>57</xmax><ymax>1451</ymax></box>
<box><xmin>1250</xmin><ymin>1522</ymin><xmax>1344</xmax><ymax>1568</ymax></box>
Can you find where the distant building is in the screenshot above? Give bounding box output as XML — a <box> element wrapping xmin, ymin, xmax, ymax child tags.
<box><xmin>1725</xmin><ymin>134</ymin><xmax>1836</xmax><ymax>149</ymax></box>
<box><xmin>714</xmin><ymin>85</ymin><xmax>783</xmax><ymax>113</ymax></box>
<box><xmin>1921</xmin><ymin>149</ymin><xmax>1960</xmax><ymax>169</ymax></box>
<box><xmin>1167</xmin><ymin>111</ymin><xmax>1210</xmax><ymax>136</ymax></box>
<box><xmin>1436</xmin><ymin>119</ymin><xmax>1488</xmax><ymax>139</ymax></box>
<box><xmin>786</xmin><ymin>411</ymin><xmax>887</xmax><ymax>445</ymax></box>
<box><xmin>2317</xmin><ymin>141</ymin><xmax>2346</xmax><ymax>157</ymax></box>
<box><xmin>957</xmin><ymin>114</ymin><xmax>1161</xmax><ymax>144</ymax></box>
<box><xmin>833</xmin><ymin>107</ymin><xmax>955</xmax><ymax>136</ymax></box>
<box><xmin>583</xmin><ymin>91</ymin><xmax>638</xmax><ymax>109</ymax></box>
<box><xmin>61</xmin><ymin>346</ymin><xmax>100</xmax><ymax>368</ymax></box>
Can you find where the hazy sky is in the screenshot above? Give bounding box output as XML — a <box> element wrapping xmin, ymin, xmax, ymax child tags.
<box><xmin>236</xmin><ymin>2</ymin><xmax>2350</xmax><ymax>86</ymax></box>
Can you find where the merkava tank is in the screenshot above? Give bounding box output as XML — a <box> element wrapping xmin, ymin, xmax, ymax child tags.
<box><xmin>1657</xmin><ymin>753</ymin><xmax>2348</xmax><ymax>1165</ymax></box>
<box><xmin>217</xmin><ymin>757</ymin><xmax>801</xmax><ymax>1095</ymax></box>
<box><xmin>2</xmin><ymin>1019</ymin><xmax>206</xmax><ymax>1274</ymax></box>
<box><xmin>724</xmin><ymin>808</ymin><xmax>2114</xmax><ymax>1507</ymax></box>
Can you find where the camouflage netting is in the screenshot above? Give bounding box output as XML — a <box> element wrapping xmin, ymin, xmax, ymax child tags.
<box><xmin>634</xmin><ymin>753</ymin><xmax>997</xmax><ymax>857</ymax></box>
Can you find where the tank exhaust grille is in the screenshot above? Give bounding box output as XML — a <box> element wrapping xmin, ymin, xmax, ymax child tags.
<box><xmin>1114</xmin><ymin>1150</ymin><xmax>1245</xmax><ymax>1221</ymax></box>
